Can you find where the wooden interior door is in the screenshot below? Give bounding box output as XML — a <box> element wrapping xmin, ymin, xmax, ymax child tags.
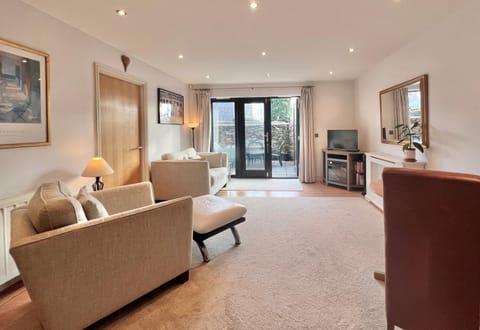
<box><xmin>98</xmin><ymin>73</ymin><xmax>144</xmax><ymax>188</ymax></box>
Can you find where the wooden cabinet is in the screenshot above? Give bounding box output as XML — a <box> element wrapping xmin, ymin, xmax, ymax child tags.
<box><xmin>323</xmin><ymin>150</ymin><xmax>365</xmax><ymax>191</ymax></box>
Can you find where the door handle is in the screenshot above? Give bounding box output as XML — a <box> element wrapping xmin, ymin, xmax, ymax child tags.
<box><xmin>130</xmin><ymin>146</ymin><xmax>143</xmax><ymax>150</ymax></box>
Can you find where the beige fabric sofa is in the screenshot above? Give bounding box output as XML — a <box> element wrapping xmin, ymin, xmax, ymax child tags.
<box><xmin>151</xmin><ymin>147</ymin><xmax>228</xmax><ymax>201</ymax></box>
<box><xmin>10</xmin><ymin>182</ymin><xmax>193</xmax><ymax>330</ymax></box>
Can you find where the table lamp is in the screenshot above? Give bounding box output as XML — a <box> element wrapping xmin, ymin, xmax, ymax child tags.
<box><xmin>81</xmin><ymin>157</ymin><xmax>114</xmax><ymax>191</ymax></box>
<box><xmin>186</xmin><ymin>122</ymin><xmax>199</xmax><ymax>148</ymax></box>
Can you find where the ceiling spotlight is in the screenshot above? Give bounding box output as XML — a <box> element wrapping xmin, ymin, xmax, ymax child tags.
<box><xmin>329</xmin><ymin>71</ymin><xmax>334</xmax><ymax>75</ymax></box>
<box><xmin>266</xmin><ymin>73</ymin><xmax>270</xmax><ymax>78</ymax></box>
<box><xmin>348</xmin><ymin>47</ymin><xmax>355</xmax><ymax>53</ymax></box>
<box><xmin>21</xmin><ymin>59</ymin><xmax>28</xmax><ymax>63</ymax></box>
<box><xmin>205</xmin><ymin>74</ymin><xmax>210</xmax><ymax>79</ymax></box>
<box><xmin>116</xmin><ymin>9</ymin><xmax>127</xmax><ymax>16</ymax></box>
<box><xmin>250</xmin><ymin>2</ymin><xmax>258</xmax><ymax>9</ymax></box>
<box><xmin>178</xmin><ymin>54</ymin><xmax>184</xmax><ymax>59</ymax></box>
<box><xmin>261</xmin><ymin>51</ymin><xmax>267</xmax><ymax>56</ymax></box>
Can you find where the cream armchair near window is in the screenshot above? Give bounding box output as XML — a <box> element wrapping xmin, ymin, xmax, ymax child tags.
<box><xmin>150</xmin><ymin>148</ymin><xmax>228</xmax><ymax>201</ymax></box>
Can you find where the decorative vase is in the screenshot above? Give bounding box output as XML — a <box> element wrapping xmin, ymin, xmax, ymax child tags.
<box><xmin>403</xmin><ymin>148</ymin><xmax>416</xmax><ymax>162</ymax></box>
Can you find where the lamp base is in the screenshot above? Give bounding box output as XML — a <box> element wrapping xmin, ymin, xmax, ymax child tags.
<box><xmin>191</xmin><ymin>127</ymin><xmax>195</xmax><ymax>149</ymax></box>
<box><xmin>92</xmin><ymin>177</ymin><xmax>104</xmax><ymax>191</ymax></box>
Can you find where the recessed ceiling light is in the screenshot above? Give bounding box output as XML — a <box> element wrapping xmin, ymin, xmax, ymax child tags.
<box><xmin>329</xmin><ymin>71</ymin><xmax>334</xmax><ymax>75</ymax></box>
<box><xmin>205</xmin><ymin>74</ymin><xmax>210</xmax><ymax>79</ymax></box>
<box><xmin>116</xmin><ymin>9</ymin><xmax>127</xmax><ymax>16</ymax></box>
<box><xmin>21</xmin><ymin>59</ymin><xmax>28</xmax><ymax>63</ymax></box>
<box><xmin>250</xmin><ymin>2</ymin><xmax>258</xmax><ymax>9</ymax></box>
<box><xmin>261</xmin><ymin>51</ymin><xmax>267</xmax><ymax>56</ymax></box>
<box><xmin>349</xmin><ymin>47</ymin><xmax>355</xmax><ymax>53</ymax></box>
<box><xmin>178</xmin><ymin>54</ymin><xmax>184</xmax><ymax>59</ymax></box>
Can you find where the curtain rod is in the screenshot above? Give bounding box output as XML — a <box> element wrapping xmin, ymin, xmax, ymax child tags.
<box><xmin>190</xmin><ymin>85</ymin><xmax>312</xmax><ymax>91</ymax></box>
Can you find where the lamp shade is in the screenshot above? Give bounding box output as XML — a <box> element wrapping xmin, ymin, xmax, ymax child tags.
<box><xmin>186</xmin><ymin>122</ymin><xmax>199</xmax><ymax>129</ymax></box>
<box><xmin>81</xmin><ymin>157</ymin><xmax>114</xmax><ymax>177</ymax></box>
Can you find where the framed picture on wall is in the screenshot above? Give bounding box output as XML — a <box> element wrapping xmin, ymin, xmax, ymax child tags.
<box><xmin>157</xmin><ymin>88</ymin><xmax>184</xmax><ymax>125</ymax></box>
<box><xmin>0</xmin><ymin>39</ymin><xmax>50</xmax><ymax>149</ymax></box>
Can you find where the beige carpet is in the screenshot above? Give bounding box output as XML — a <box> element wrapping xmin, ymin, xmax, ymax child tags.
<box><xmin>87</xmin><ymin>196</ymin><xmax>386</xmax><ymax>329</ymax></box>
<box><xmin>223</xmin><ymin>179</ymin><xmax>304</xmax><ymax>191</ymax></box>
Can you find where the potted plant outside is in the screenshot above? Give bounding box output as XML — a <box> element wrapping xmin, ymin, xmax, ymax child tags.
<box><xmin>395</xmin><ymin>121</ymin><xmax>424</xmax><ymax>161</ymax></box>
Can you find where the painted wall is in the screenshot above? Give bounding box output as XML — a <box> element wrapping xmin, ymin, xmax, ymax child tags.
<box><xmin>199</xmin><ymin>81</ymin><xmax>356</xmax><ymax>181</ymax></box>
<box><xmin>355</xmin><ymin>0</ymin><xmax>480</xmax><ymax>174</ymax></box>
<box><xmin>312</xmin><ymin>81</ymin><xmax>356</xmax><ymax>181</ymax></box>
<box><xmin>0</xmin><ymin>0</ymin><xmax>189</xmax><ymax>199</ymax></box>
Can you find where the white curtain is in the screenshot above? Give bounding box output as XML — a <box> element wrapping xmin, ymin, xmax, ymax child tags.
<box><xmin>194</xmin><ymin>89</ymin><xmax>211</xmax><ymax>152</ymax></box>
<box><xmin>299</xmin><ymin>86</ymin><xmax>316</xmax><ymax>183</ymax></box>
<box><xmin>393</xmin><ymin>87</ymin><xmax>409</xmax><ymax>138</ymax></box>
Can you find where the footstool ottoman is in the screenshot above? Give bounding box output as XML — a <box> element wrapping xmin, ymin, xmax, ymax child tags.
<box><xmin>192</xmin><ymin>195</ymin><xmax>247</xmax><ymax>262</ymax></box>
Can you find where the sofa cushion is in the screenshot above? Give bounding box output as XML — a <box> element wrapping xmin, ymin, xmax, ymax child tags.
<box><xmin>210</xmin><ymin>167</ymin><xmax>228</xmax><ymax>187</ymax></box>
<box><xmin>77</xmin><ymin>186</ymin><xmax>109</xmax><ymax>220</ymax></box>
<box><xmin>28</xmin><ymin>182</ymin><xmax>87</xmax><ymax>233</ymax></box>
<box><xmin>162</xmin><ymin>151</ymin><xmax>188</xmax><ymax>160</ymax></box>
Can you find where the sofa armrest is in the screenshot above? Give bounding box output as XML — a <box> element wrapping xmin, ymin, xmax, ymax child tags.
<box><xmin>198</xmin><ymin>152</ymin><xmax>227</xmax><ymax>168</ymax></box>
<box><xmin>91</xmin><ymin>181</ymin><xmax>154</xmax><ymax>214</ymax></box>
<box><xmin>10</xmin><ymin>207</ymin><xmax>38</xmax><ymax>241</ymax></box>
<box><xmin>151</xmin><ymin>160</ymin><xmax>210</xmax><ymax>200</ymax></box>
<box><xmin>10</xmin><ymin>197</ymin><xmax>193</xmax><ymax>330</ymax></box>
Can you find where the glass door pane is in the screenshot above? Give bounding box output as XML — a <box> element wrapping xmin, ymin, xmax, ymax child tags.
<box><xmin>241</xmin><ymin>100</ymin><xmax>270</xmax><ymax>177</ymax></box>
<box><xmin>271</xmin><ymin>97</ymin><xmax>299</xmax><ymax>177</ymax></box>
<box><xmin>244</xmin><ymin>102</ymin><xmax>265</xmax><ymax>171</ymax></box>
<box><xmin>212</xmin><ymin>101</ymin><xmax>236</xmax><ymax>176</ymax></box>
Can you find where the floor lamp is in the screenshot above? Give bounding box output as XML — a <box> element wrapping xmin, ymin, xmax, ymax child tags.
<box><xmin>186</xmin><ymin>122</ymin><xmax>199</xmax><ymax>148</ymax></box>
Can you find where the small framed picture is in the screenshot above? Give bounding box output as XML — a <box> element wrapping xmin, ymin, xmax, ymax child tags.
<box><xmin>0</xmin><ymin>39</ymin><xmax>50</xmax><ymax>149</ymax></box>
<box><xmin>157</xmin><ymin>88</ymin><xmax>184</xmax><ymax>125</ymax></box>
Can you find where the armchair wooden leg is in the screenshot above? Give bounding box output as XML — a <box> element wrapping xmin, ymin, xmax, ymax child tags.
<box><xmin>373</xmin><ymin>271</ymin><xmax>385</xmax><ymax>282</ymax></box>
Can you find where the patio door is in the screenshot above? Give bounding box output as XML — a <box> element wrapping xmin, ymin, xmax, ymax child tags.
<box><xmin>211</xmin><ymin>97</ymin><xmax>299</xmax><ymax>179</ymax></box>
<box><xmin>238</xmin><ymin>99</ymin><xmax>271</xmax><ymax>178</ymax></box>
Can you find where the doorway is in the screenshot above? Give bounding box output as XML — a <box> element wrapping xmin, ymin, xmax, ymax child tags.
<box><xmin>95</xmin><ymin>64</ymin><xmax>147</xmax><ymax>188</ymax></box>
<box><xmin>211</xmin><ymin>97</ymin><xmax>299</xmax><ymax>178</ymax></box>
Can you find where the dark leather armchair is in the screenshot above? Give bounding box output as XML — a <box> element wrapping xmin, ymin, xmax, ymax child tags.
<box><xmin>382</xmin><ymin>168</ymin><xmax>480</xmax><ymax>330</ymax></box>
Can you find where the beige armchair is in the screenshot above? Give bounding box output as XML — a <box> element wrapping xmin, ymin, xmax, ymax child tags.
<box><xmin>151</xmin><ymin>148</ymin><xmax>228</xmax><ymax>201</ymax></box>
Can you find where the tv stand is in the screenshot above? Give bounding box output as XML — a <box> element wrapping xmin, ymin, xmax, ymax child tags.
<box><xmin>322</xmin><ymin>149</ymin><xmax>365</xmax><ymax>191</ymax></box>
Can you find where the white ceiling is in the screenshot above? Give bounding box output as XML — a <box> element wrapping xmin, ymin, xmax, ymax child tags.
<box><xmin>22</xmin><ymin>0</ymin><xmax>468</xmax><ymax>85</ymax></box>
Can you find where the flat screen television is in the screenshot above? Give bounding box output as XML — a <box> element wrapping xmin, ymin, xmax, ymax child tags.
<box><xmin>327</xmin><ymin>129</ymin><xmax>359</xmax><ymax>151</ymax></box>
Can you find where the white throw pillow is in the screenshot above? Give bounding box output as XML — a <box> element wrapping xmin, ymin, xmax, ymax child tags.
<box><xmin>162</xmin><ymin>151</ymin><xmax>188</xmax><ymax>160</ymax></box>
<box><xmin>184</xmin><ymin>147</ymin><xmax>197</xmax><ymax>159</ymax></box>
<box><xmin>77</xmin><ymin>186</ymin><xmax>109</xmax><ymax>220</ymax></box>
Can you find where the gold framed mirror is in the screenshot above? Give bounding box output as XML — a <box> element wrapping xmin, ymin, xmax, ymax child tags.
<box><xmin>379</xmin><ymin>74</ymin><xmax>429</xmax><ymax>147</ymax></box>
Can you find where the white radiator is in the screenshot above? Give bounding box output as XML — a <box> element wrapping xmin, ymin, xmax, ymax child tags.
<box><xmin>0</xmin><ymin>193</ymin><xmax>31</xmax><ymax>288</ymax></box>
